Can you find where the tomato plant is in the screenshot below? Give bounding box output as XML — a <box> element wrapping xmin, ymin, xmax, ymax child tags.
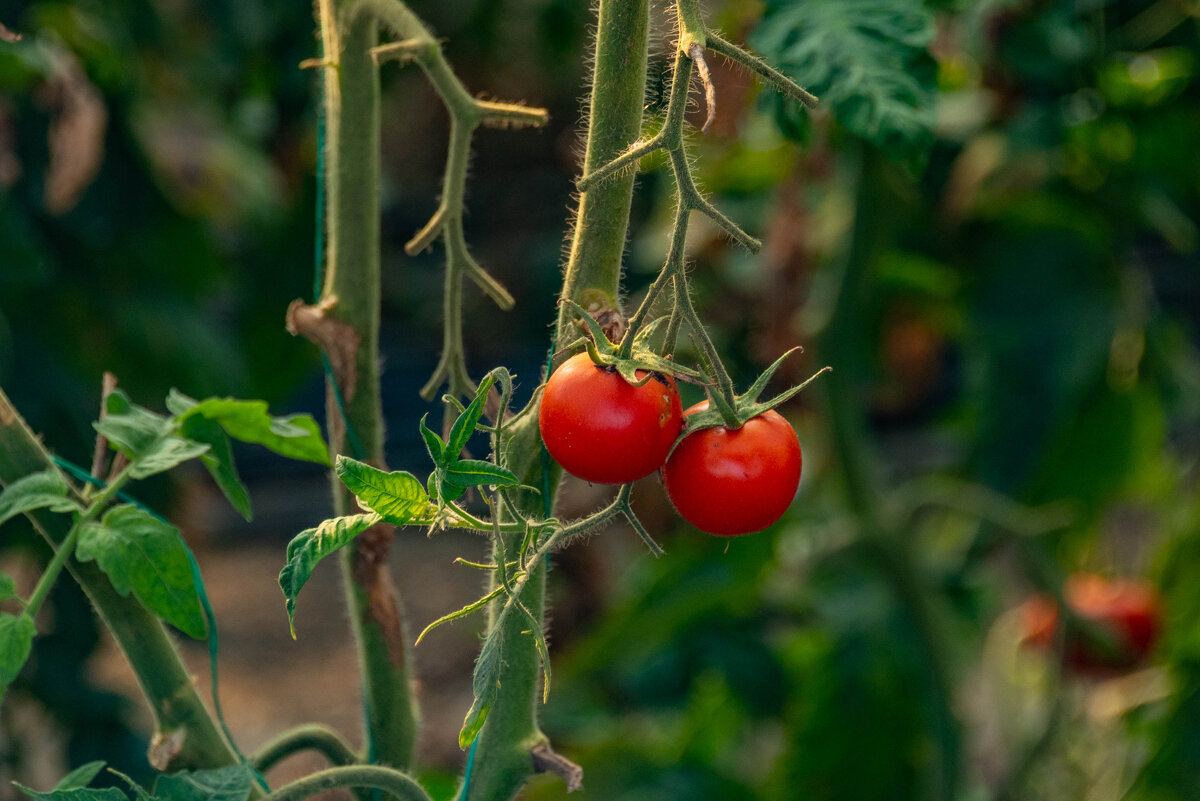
<box><xmin>663</xmin><ymin>403</ymin><xmax>802</xmax><ymax>536</ymax></box>
<box><xmin>538</xmin><ymin>352</ymin><xmax>683</xmax><ymax>484</ymax></box>
<box><xmin>1020</xmin><ymin>574</ymin><xmax>1163</xmax><ymax>673</ymax></box>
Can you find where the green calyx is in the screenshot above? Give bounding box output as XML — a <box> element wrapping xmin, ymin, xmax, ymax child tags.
<box><xmin>685</xmin><ymin>348</ymin><xmax>833</xmax><ymax>434</ymax></box>
<box><xmin>561</xmin><ymin>299</ymin><xmax>701</xmax><ymax>388</ymax></box>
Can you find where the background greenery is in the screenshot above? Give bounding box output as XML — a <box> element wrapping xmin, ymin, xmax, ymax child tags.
<box><xmin>1</xmin><ymin>0</ymin><xmax>1198</xmax><ymax>799</ymax></box>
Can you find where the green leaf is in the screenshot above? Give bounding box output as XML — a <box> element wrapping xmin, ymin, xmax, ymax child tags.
<box><xmin>54</xmin><ymin>762</ymin><xmax>107</xmax><ymax>792</ymax></box>
<box><xmin>128</xmin><ymin>437</ymin><xmax>211</xmax><ymax>480</ymax></box>
<box><xmin>154</xmin><ymin>765</ymin><xmax>255</xmax><ymax>801</ymax></box>
<box><xmin>75</xmin><ymin>506</ymin><xmax>206</xmax><ymax>639</ymax></box>
<box><xmin>751</xmin><ymin>0</ymin><xmax>937</xmax><ymax>169</ymax></box>
<box><xmin>94</xmin><ymin>391</ymin><xmax>209</xmax><ymax>479</ymax></box>
<box><xmin>0</xmin><ymin>574</ymin><xmax>17</xmax><ymax>603</ymax></box>
<box><xmin>171</xmin><ymin>393</ymin><xmax>330</xmax><ymax>466</ymax></box>
<box><xmin>13</xmin><ymin>785</ymin><xmax>127</xmax><ymax>801</ymax></box>
<box><xmin>176</xmin><ymin>414</ymin><xmax>252</xmax><ymax>521</ymax></box>
<box><xmin>96</xmin><ymin>390</ymin><xmax>173</xmax><ymax>458</ymax></box>
<box><xmin>442</xmin><ymin>460</ymin><xmax>521</xmax><ymax>489</ymax></box>
<box><xmin>446</xmin><ymin>376</ymin><xmax>495</xmax><ymax>458</ymax></box>
<box><xmin>459</xmin><ymin>613</ymin><xmax>505</xmax><ymax>749</ymax></box>
<box><xmin>0</xmin><ymin>469</ymin><xmax>82</xmax><ymax>527</ymax></box>
<box><xmin>334</xmin><ymin>457</ymin><xmax>432</xmax><ymax>525</ymax></box>
<box><xmin>0</xmin><ymin>612</ymin><xmax>35</xmax><ymax>685</ymax></box>
<box><xmin>279</xmin><ymin>513</ymin><xmax>381</xmax><ymax>637</ymax></box>
<box><xmin>419</xmin><ymin>414</ymin><xmax>445</xmax><ymax>465</ymax></box>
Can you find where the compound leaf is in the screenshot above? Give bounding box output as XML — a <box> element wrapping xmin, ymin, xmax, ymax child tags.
<box><xmin>751</xmin><ymin>0</ymin><xmax>937</xmax><ymax>168</ymax></box>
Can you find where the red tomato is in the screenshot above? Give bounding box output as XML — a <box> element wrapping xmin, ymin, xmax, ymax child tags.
<box><xmin>662</xmin><ymin>403</ymin><xmax>802</xmax><ymax>536</ymax></box>
<box><xmin>538</xmin><ymin>352</ymin><xmax>683</xmax><ymax>484</ymax></box>
<box><xmin>1020</xmin><ymin>574</ymin><xmax>1163</xmax><ymax>673</ymax></box>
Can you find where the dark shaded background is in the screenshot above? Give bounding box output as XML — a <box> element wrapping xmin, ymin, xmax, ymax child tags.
<box><xmin>2</xmin><ymin>0</ymin><xmax>1199</xmax><ymax>799</ymax></box>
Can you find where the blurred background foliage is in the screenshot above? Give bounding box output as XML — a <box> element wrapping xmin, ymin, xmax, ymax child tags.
<box><xmin>1</xmin><ymin>0</ymin><xmax>1199</xmax><ymax>799</ymax></box>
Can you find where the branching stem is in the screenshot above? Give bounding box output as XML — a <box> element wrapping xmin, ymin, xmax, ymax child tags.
<box><xmin>365</xmin><ymin>0</ymin><xmax>546</xmax><ymax>399</ymax></box>
<box><xmin>25</xmin><ymin>464</ymin><xmax>133</xmax><ymax>620</ymax></box>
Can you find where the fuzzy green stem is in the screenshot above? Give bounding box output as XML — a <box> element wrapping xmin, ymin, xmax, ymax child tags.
<box><xmin>554</xmin><ymin>0</ymin><xmax>652</xmax><ymax>353</ymax></box>
<box><xmin>23</xmin><ymin>463</ymin><xmax>131</xmax><ymax>618</ymax></box>
<box><xmin>466</xmin><ymin>2</ymin><xmax>651</xmax><ymax>797</ymax></box>
<box><xmin>261</xmin><ymin>765</ymin><xmax>433</xmax><ymax>801</ymax></box>
<box><xmin>253</xmin><ymin>724</ymin><xmax>361</xmax><ymax>773</ymax></box>
<box><xmin>23</xmin><ymin>525</ymin><xmax>78</xmax><ymax>620</ymax></box>
<box><xmin>315</xmin><ymin>0</ymin><xmax>418</xmax><ymax>770</ymax></box>
<box><xmin>366</xmin><ymin>0</ymin><xmax>542</xmax><ymax>399</ymax></box>
<box><xmin>0</xmin><ymin>388</ymin><xmax>239</xmax><ymax>771</ymax></box>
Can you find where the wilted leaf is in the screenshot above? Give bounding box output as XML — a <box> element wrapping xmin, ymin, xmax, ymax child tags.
<box><xmin>279</xmin><ymin>513</ymin><xmax>381</xmax><ymax>636</ymax></box>
<box><xmin>459</xmin><ymin>608</ymin><xmax>506</xmax><ymax>748</ymax></box>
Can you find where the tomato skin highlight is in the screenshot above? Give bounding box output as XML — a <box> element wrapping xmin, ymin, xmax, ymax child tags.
<box><xmin>538</xmin><ymin>352</ymin><xmax>683</xmax><ymax>484</ymax></box>
<box><xmin>1019</xmin><ymin>574</ymin><xmax>1163</xmax><ymax>674</ymax></box>
<box><xmin>663</xmin><ymin>403</ymin><xmax>802</xmax><ymax>536</ymax></box>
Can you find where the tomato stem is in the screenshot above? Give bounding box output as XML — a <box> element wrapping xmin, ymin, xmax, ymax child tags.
<box><xmin>0</xmin><ymin>390</ymin><xmax>241</xmax><ymax>772</ymax></box>
<box><xmin>259</xmin><ymin>765</ymin><xmax>434</xmax><ymax>801</ymax></box>
<box><xmin>252</xmin><ymin>724</ymin><xmax>361</xmax><ymax>773</ymax></box>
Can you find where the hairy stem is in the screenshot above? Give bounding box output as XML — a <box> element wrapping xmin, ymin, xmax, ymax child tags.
<box><xmin>462</xmin><ymin>3</ymin><xmax>651</xmax><ymax>797</ymax></box>
<box><xmin>261</xmin><ymin>765</ymin><xmax>433</xmax><ymax>801</ymax></box>
<box><xmin>253</xmin><ymin>724</ymin><xmax>361</xmax><ymax>773</ymax></box>
<box><xmin>554</xmin><ymin>0</ymin><xmax>652</xmax><ymax>353</ymax></box>
<box><xmin>315</xmin><ymin>0</ymin><xmax>418</xmax><ymax>770</ymax></box>
<box><xmin>0</xmin><ymin>389</ymin><xmax>238</xmax><ymax>771</ymax></box>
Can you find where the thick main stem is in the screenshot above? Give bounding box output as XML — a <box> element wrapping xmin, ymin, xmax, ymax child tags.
<box><xmin>0</xmin><ymin>389</ymin><xmax>238</xmax><ymax>772</ymax></box>
<box><xmin>318</xmin><ymin>0</ymin><xmax>418</xmax><ymax>770</ymax></box>
<box><xmin>466</xmin><ymin>4</ymin><xmax>651</xmax><ymax>798</ymax></box>
<box><xmin>554</xmin><ymin>0</ymin><xmax>652</xmax><ymax>353</ymax></box>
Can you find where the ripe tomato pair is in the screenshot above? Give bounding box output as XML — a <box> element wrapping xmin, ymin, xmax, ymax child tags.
<box><xmin>1019</xmin><ymin>574</ymin><xmax>1163</xmax><ymax>674</ymax></box>
<box><xmin>539</xmin><ymin>353</ymin><xmax>802</xmax><ymax>536</ymax></box>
